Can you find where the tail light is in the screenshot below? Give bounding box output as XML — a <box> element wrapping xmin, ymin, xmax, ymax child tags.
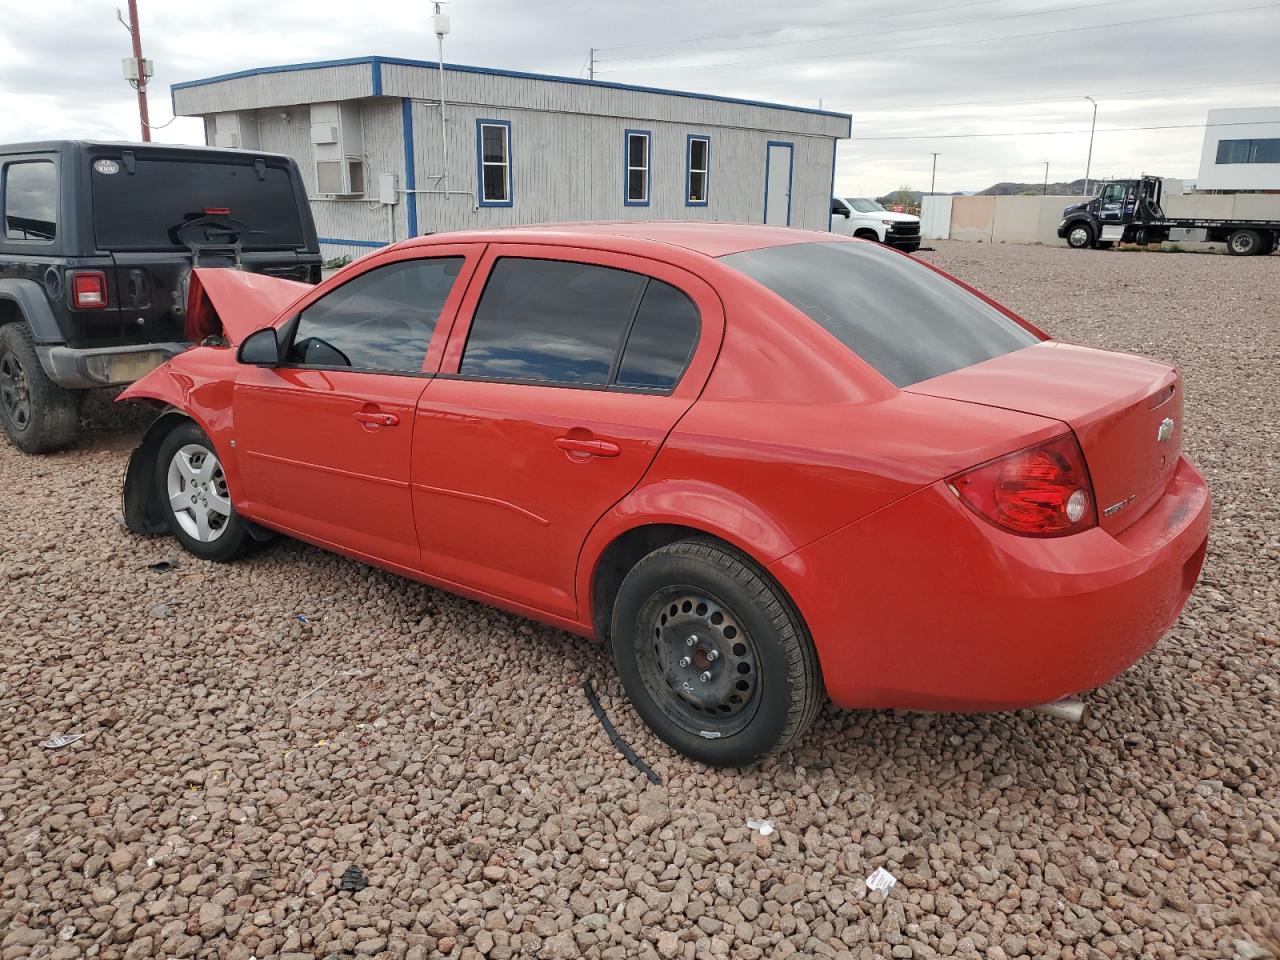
<box><xmin>69</xmin><ymin>271</ymin><xmax>109</xmax><ymax>310</ymax></box>
<box><xmin>948</xmin><ymin>433</ymin><xmax>1097</xmax><ymax>537</ymax></box>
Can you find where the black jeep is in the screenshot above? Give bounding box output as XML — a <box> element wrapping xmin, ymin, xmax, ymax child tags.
<box><xmin>0</xmin><ymin>141</ymin><xmax>320</xmax><ymax>453</ymax></box>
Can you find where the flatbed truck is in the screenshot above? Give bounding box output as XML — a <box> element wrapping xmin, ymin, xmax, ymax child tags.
<box><xmin>1057</xmin><ymin>175</ymin><xmax>1279</xmax><ymax>255</ymax></box>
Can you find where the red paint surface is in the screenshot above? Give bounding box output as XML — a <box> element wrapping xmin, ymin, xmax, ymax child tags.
<box><xmin>120</xmin><ymin>223</ymin><xmax>1211</xmax><ymax>711</ymax></box>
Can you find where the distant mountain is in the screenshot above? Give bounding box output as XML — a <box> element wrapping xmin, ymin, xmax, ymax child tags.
<box><xmin>976</xmin><ymin>178</ymin><xmax>1089</xmax><ymax>196</ymax></box>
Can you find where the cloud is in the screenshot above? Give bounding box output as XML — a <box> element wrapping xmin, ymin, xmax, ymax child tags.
<box><xmin>1</xmin><ymin>0</ymin><xmax>1275</xmax><ymax>195</ymax></box>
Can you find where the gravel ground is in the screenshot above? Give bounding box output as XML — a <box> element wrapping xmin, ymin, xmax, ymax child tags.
<box><xmin>1</xmin><ymin>240</ymin><xmax>1277</xmax><ymax>960</ymax></box>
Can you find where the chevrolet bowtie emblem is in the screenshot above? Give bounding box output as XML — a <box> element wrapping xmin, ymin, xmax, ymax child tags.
<box><xmin>1157</xmin><ymin>417</ymin><xmax>1175</xmax><ymax>442</ymax></box>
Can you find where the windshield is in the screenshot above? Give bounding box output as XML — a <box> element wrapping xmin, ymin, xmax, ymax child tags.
<box><xmin>91</xmin><ymin>157</ymin><xmax>305</xmax><ymax>251</ymax></box>
<box><xmin>721</xmin><ymin>241</ymin><xmax>1039</xmax><ymax>387</ymax></box>
<box><xmin>849</xmin><ymin>198</ymin><xmax>885</xmax><ymax>213</ymax></box>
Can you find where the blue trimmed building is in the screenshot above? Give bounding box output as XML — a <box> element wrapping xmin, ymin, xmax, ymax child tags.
<box><xmin>171</xmin><ymin>57</ymin><xmax>851</xmax><ymax>260</ymax></box>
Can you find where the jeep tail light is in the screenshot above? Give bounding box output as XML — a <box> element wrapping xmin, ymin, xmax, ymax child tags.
<box><xmin>948</xmin><ymin>434</ymin><xmax>1096</xmax><ymax>537</ymax></box>
<box><xmin>70</xmin><ymin>271</ymin><xmax>108</xmax><ymax>309</ymax></box>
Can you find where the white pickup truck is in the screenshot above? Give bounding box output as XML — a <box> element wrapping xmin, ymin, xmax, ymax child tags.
<box><xmin>830</xmin><ymin>197</ymin><xmax>922</xmax><ymax>252</ymax></box>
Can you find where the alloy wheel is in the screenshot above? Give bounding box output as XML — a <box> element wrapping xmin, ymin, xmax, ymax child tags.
<box><xmin>635</xmin><ymin>588</ymin><xmax>762</xmax><ymax>739</ymax></box>
<box><xmin>166</xmin><ymin>443</ymin><xmax>232</xmax><ymax>542</ymax></box>
<box><xmin>0</xmin><ymin>348</ymin><xmax>31</xmax><ymax>430</ymax></box>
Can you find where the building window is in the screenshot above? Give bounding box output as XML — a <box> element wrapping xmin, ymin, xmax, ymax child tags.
<box><xmin>476</xmin><ymin>120</ymin><xmax>512</xmax><ymax>207</ymax></box>
<box><xmin>686</xmin><ymin>135</ymin><xmax>710</xmax><ymax>206</ymax></box>
<box><xmin>624</xmin><ymin>130</ymin><xmax>650</xmax><ymax>206</ymax></box>
<box><xmin>1215</xmin><ymin>138</ymin><xmax>1280</xmax><ymax>165</ymax></box>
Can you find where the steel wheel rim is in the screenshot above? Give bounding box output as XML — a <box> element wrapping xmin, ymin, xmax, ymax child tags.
<box><xmin>1231</xmin><ymin>233</ymin><xmax>1253</xmax><ymax>253</ymax></box>
<box><xmin>166</xmin><ymin>443</ymin><xmax>231</xmax><ymax>543</ymax></box>
<box><xmin>1069</xmin><ymin>226</ymin><xmax>1089</xmax><ymax>247</ymax></box>
<box><xmin>635</xmin><ymin>587</ymin><xmax>762</xmax><ymax>739</ymax></box>
<box><xmin>0</xmin><ymin>349</ymin><xmax>31</xmax><ymax>430</ymax></box>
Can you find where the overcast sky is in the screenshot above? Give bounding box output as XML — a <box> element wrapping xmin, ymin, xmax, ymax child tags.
<box><xmin>1</xmin><ymin>0</ymin><xmax>1277</xmax><ymax>196</ymax></box>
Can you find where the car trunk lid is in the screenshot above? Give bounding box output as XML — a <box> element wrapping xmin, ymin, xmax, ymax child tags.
<box><xmin>907</xmin><ymin>341</ymin><xmax>1181</xmax><ymax>535</ymax></box>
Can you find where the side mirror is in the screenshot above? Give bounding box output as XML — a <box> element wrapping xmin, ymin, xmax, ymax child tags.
<box><xmin>237</xmin><ymin>327</ymin><xmax>281</xmax><ymax>366</ymax></box>
<box><xmin>840</xmin><ymin>209</ymin><xmax>851</xmax><ymax>218</ymax></box>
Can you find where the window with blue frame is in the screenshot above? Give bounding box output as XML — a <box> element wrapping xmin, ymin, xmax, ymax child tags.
<box><xmin>476</xmin><ymin>120</ymin><xmax>512</xmax><ymax>206</ymax></box>
<box><xmin>625</xmin><ymin>130</ymin><xmax>650</xmax><ymax>206</ymax></box>
<box><xmin>686</xmin><ymin>135</ymin><xmax>710</xmax><ymax>206</ymax></box>
<box><xmin>1215</xmin><ymin>138</ymin><xmax>1280</xmax><ymax>164</ymax></box>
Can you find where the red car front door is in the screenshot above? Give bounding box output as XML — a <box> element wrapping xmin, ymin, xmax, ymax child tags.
<box><xmin>411</xmin><ymin>244</ymin><xmax>723</xmax><ymax>620</ymax></box>
<box><xmin>232</xmin><ymin>247</ymin><xmax>480</xmax><ymax>569</ymax></box>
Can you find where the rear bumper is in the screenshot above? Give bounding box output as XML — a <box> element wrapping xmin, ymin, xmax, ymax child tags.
<box><xmin>37</xmin><ymin>341</ymin><xmax>191</xmax><ymax>388</ymax></box>
<box><xmin>771</xmin><ymin>455</ymin><xmax>1211</xmax><ymax>711</ymax></box>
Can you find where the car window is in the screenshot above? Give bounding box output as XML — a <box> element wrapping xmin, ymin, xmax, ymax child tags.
<box><xmin>4</xmin><ymin>160</ymin><xmax>58</xmax><ymax>241</ymax></box>
<box><xmin>615</xmin><ymin>280</ymin><xmax>700</xmax><ymax>390</ymax></box>
<box><xmin>286</xmin><ymin>257</ymin><xmax>463</xmax><ymax>373</ymax></box>
<box><xmin>850</xmin><ymin>199</ymin><xmax>882</xmax><ymax>214</ymax></box>
<box><xmin>722</xmin><ymin>241</ymin><xmax>1037</xmax><ymax>388</ymax></box>
<box><xmin>460</xmin><ymin>258</ymin><xmax>646</xmax><ymax>386</ymax></box>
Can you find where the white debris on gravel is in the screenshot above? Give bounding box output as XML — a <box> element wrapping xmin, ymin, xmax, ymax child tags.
<box><xmin>1</xmin><ymin>241</ymin><xmax>1277</xmax><ymax>958</ymax></box>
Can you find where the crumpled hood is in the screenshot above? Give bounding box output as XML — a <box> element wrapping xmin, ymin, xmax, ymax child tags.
<box><xmin>184</xmin><ymin>268</ymin><xmax>311</xmax><ymax>346</ymax></box>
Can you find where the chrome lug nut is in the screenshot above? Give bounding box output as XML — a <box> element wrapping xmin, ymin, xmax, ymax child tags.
<box><xmin>678</xmin><ymin>656</ymin><xmax>692</xmax><ymax>668</ymax></box>
<box><xmin>706</xmin><ymin>649</ymin><xmax>720</xmax><ymax>661</ymax></box>
<box><xmin>699</xmin><ymin>671</ymin><xmax>712</xmax><ymax>683</ymax></box>
<box><xmin>686</xmin><ymin>635</ymin><xmax>697</xmax><ymax>646</ymax></box>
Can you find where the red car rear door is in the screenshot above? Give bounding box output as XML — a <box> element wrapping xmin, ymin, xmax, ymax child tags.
<box><xmin>232</xmin><ymin>246</ymin><xmax>480</xmax><ymax>568</ymax></box>
<box><xmin>411</xmin><ymin>244</ymin><xmax>724</xmax><ymax>619</ymax></box>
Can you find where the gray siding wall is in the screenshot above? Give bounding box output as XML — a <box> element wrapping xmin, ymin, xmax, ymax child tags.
<box><xmin>408</xmin><ymin>101</ymin><xmax>834</xmax><ymax>234</ymax></box>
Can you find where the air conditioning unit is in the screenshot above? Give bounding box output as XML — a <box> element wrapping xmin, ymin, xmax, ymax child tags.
<box><xmin>210</xmin><ymin>111</ymin><xmax>260</xmax><ymax>150</ymax></box>
<box><xmin>316</xmin><ymin>157</ymin><xmax>366</xmax><ymax>197</ymax></box>
<box><xmin>310</xmin><ymin>102</ymin><xmax>365</xmax><ymax>196</ymax></box>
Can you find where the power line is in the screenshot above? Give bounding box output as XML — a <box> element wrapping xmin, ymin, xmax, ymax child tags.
<box><xmin>596</xmin><ymin>0</ymin><xmax>1002</xmax><ymax>54</ymax></box>
<box><xmin>599</xmin><ymin>0</ymin><xmax>1134</xmax><ymax>64</ymax></box>
<box><xmin>851</xmin><ymin>79</ymin><xmax>1280</xmax><ymax>116</ymax></box>
<box><xmin>848</xmin><ymin>119</ymin><xmax>1272</xmax><ymax>142</ymax></box>
<box><xmin>597</xmin><ymin>3</ymin><xmax>1280</xmax><ymax>73</ymax></box>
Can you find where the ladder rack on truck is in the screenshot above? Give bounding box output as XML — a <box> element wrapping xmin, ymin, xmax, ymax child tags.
<box><xmin>1057</xmin><ymin>175</ymin><xmax>1279</xmax><ymax>256</ymax></box>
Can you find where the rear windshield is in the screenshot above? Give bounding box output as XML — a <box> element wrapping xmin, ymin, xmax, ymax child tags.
<box><xmin>91</xmin><ymin>157</ymin><xmax>305</xmax><ymax>251</ymax></box>
<box><xmin>721</xmin><ymin>241</ymin><xmax>1038</xmax><ymax>387</ymax></box>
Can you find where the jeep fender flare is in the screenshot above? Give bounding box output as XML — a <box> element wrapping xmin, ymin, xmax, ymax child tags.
<box><xmin>0</xmin><ymin>278</ymin><xmax>64</xmax><ymax>379</ymax></box>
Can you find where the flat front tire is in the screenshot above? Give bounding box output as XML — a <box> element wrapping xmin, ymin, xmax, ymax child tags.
<box><xmin>611</xmin><ymin>539</ymin><xmax>822</xmax><ymax>766</ymax></box>
<box><xmin>154</xmin><ymin>421</ymin><xmax>249</xmax><ymax>562</ymax></box>
<box><xmin>0</xmin><ymin>323</ymin><xmax>79</xmax><ymax>454</ymax></box>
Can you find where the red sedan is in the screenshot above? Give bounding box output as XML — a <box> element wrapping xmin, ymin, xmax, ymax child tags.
<box><xmin>119</xmin><ymin>223</ymin><xmax>1210</xmax><ymax>765</ymax></box>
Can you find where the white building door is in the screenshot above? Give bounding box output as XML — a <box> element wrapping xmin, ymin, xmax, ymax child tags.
<box><xmin>764</xmin><ymin>142</ymin><xmax>793</xmax><ymax>226</ymax></box>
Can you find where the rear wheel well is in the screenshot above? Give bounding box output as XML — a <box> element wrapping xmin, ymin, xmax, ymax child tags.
<box><xmin>589</xmin><ymin>525</ymin><xmax>804</xmax><ymax>645</ymax></box>
<box><xmin>0</xmin><ymin>299</ymin><xmax>24</xmax><ymax>330</ymax></box>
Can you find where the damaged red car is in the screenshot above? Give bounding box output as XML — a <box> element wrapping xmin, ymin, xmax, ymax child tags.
<box><xmin>119</xmin><ymin>224</ymin><xmax>1210</xmax><ymax>765</ymax></box>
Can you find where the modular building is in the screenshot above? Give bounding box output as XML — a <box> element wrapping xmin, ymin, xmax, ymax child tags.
<box><xmin>1195</xmin><ymin>106</ymin><xmax>1280</xmax><ymax>193</ymax></box>
<box><xmin>170</xmin><ymin>57</ymin><xmax>851</xmax><ymax>260</ymax></box>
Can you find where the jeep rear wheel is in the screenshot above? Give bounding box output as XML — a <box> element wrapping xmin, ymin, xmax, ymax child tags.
<box><xmin>0</xmin><ymin>323</ymin><xmax>79</xmax><ymax>454</ymax></box>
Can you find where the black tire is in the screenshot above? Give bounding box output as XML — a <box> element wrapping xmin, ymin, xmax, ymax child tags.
<box><xmin>610</xmin><ymin>538</ymin><xmax>822</xmax><ymax>766</ymax></box>
<box><xmin>153</xmin><ymin>420</ymin><xmax>250</xmax><ymax>562</ymax></box>
<box><xmin>853</xmin><ymin>229</ymin><xmax>880</xmax><ymax>242</ymax></box>
<box><xmin>1065</xmin><ymin>222</ymin><xmax>1093</xmax><ymax>249</ymax></box>
<box><xmin>1255</xmin><ymin>230</ymin><xmax>1275</xmax><ymax>256</ymax></box>
<box><xmin>1095</xmin><ymin>241</ymin><xmax>1114</xmax><ymax>250</ymax></box>
<box><xmin>1227</xmin><ymin>228</ymin><xmax>1262</xmax><ymax>256</ymax></box>
<box><xmin>0</xmin><ymin>323</ymin><xmax>80</xmax><ymax>454</ymax></box>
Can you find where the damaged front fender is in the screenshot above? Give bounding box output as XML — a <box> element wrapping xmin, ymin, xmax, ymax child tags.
<box><xmin>122</xmin><ymin>411</ymin><xmax>192</xmax><ymax>534</ymax></box>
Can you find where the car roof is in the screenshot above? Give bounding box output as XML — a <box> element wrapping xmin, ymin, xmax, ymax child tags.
<box><xmin>401</xmin><ymin>221</ymin><xmax>844</xmax><ymax>259</ymax></box>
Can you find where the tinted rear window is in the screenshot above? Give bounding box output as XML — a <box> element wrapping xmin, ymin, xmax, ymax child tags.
<box><xmin>461</xmin><ymin>258</ymin><xmax>646</xmax><ymax>386</ymax></box>
<box><xmin>91</xmin><ymin>158</ymin><xmax>304</xmax><ymax>251</ymax></box>
<box><xmin>722</xmin><ymin>241</ymin><xmax>1037</xmax><ymax>387</ymax></box>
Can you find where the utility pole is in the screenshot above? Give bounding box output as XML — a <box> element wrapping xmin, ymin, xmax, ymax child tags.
<box><xmin>1083</xmin><ymin>95</ymin><xmax>1097</xmax><ymax>197</ymax></box>
<box><xmin>929</xmin><ymin>152</ymin><xmax>938</xmax><ymax>195</ymax></box>
<box><xmin>119</xmin><ymin>1</ymin><xmax>152</xmax><ymax>141</ymax></box>
<box><xmin>589</xmin><ymin>47</ymin><xmax>596</xmax><ymax>81</ymax></box>
<box><xmin>1043</xmin><ymin>161</ymin><xmax>1049</xmax><ymax>196</ymax></box>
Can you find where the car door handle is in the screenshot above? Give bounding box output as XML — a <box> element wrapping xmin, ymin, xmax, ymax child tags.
<box><xmin>354</xmin><ymin>411</ymin><xmax>399</xmax><ymax>427</ymax></box>
<box><xmin>555</xmin><ymin>437</ymin><xmax>621</xmax><ymax>458</ymax></box>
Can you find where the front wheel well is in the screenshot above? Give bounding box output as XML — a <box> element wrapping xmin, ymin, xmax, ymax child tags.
<box><xmin>853</xmin><ymin>228</ymin><xmax>880</xmax><ymax>241</ymax></box>
<box><xmin>122</xmin><ymin>409</ymin><xmax>195</xmax><ymax>534</ymax></box>
<box><xmin>588</xmin><ymin>524</ymin><xmax>805</xmax><ymax>645</ymax></box>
